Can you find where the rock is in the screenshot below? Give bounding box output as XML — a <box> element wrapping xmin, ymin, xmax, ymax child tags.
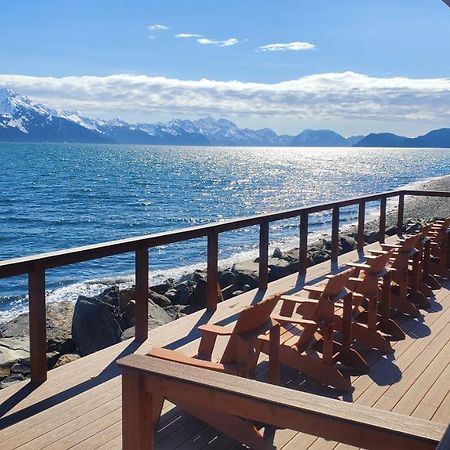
<box><xmin>268</xmin><ymin>257</ymin><xmax>291</xmax><ymax>281</ymax></box>
<box><xmin>186</xmin><ymin>278</ymin><xmax>207</xmax><ymax>311</ymax></box>
<box><xmin>163</xmin><ymin>304</ymin><xmax>188</xmax><ymax>319</ymax></box>
<box><xmin>121</xmin><ymin>327</ymin><xmax>135</xmax><ymax>341</ymax></box>
<box><xmin>0</xmin><ymin>301</ymin><xmax>75</xmax><ymax>354</ymax></box>
<box><xmin>232</xmin><ymin>290</ymin><xmax>244</xmax><ymax>297</ymax></box>
<box><xmin>163</xmin><ymin>289</ymin><xmax>178</xmax><ymax>303</ymax></box>
<box><xmin>72</xmin><ymin>294</ymin><xmax>122</xmax><ymax>356</ymax></box>
<box><xmin>148</xmin><ymin>290</ymin><xmax>172</xmax><ymax>308</ymax></box>
<box><xmin>339</xmin><ymin>235</ymin><xmax>356</xmax><ymax>253</ymax></box>
<box><xmin>148</xmin><ymin>299</ymin><xmax>173</xmax><ymax>326</ymax></box>
<box><xmin>0</xmin><ymin>373</ymin><xmax>26</xmax><ymax>389</ymax></box>
<box><xmin>173</xmin><ymin>281</ymin><xmax>195</xmax><ymax>305</ymax></box>
<box><xmin>219</xmin><ymin>270</ymin><xmax>237</xmax><ymax>288</ymax></box>
<box><xmin>10</xmin><ymin>362</ymin><xmax>31</xmax><ymax>376</ymax></box>
<box><xmin>118</xmin><ymin>288</ymin><xmax>135</xmax><ymax>310</ymax></box>
<box><xmin>53</xmin><ymin>353</ymin><xmax>80</xmax><ymax>368</ymax></box>
<box><xmin>121</xmin><ymin>299</ymin><xmax>136</xmax><ymax>330</ymax></box>
<box><xmin>272</xmin><ymin>247</ymin><xmax>283</xmax><ymax>259</ymax></box>
<box><xmin>0</xmin><ymin>337</ymin><xmax>30</xmax><ymax>369</ymax></box>
<box><xmin>150</xmin><ymin>279</ymin><xmax>174</xmax><ymax>295</ymax></box>
<box><xmin>192</xmin><ymin>270</ymin><xmax>207</xmax><ymax>284</ymax></box>
<box><xmin>232</xmin><ymin>261</ymin><xmax>260</xmax><ymax>289</ymax></box>
<box><xmin>221</xmin><ymin>284</ymin><xmax>237</xmax><ymax>300</ymax></box>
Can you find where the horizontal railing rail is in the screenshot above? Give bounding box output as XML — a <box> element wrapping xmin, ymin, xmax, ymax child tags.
<box><xmin>0</xmin><ymin>188</ymin><xmax>449</xmax><ymax>383</ymax></box>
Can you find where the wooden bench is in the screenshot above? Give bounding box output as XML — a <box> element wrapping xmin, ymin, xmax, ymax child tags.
<box><xmin>118</xmin><ymin>355</ymin><xmax>447</xmax><ymax>450</ymax></box>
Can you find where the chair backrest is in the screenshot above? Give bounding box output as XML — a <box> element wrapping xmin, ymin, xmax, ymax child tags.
<box><xmin>366</xmin><ymin>251</ymin><xmax>392</xmax><ymax>274</ymax></box>
<box><xmin>232</xmin><ymin>293</ymin><xmax>280</xmax><ymax>334</ymax></box>
<box><xmin>220</xmin><ymin>293</ymin><xmax>280</xmax><ymax>365</ymax></box>
<box><xmin>322</xmin><ymin>268</ymin><xmax>354</xmax><ymax>298</ymax></box>
<box><xmin>399</xmin><ymin>234</ymin><xmax>421</xmax><ymax>253</ymax></box>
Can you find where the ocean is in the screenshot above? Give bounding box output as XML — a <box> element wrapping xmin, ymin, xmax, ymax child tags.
<box><xmin>1</xmin><ymin>143</ymin><xmax>449</xmax><ymax>321</ymax></box>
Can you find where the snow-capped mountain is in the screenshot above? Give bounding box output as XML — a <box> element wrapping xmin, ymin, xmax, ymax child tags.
<box><xmin>0</xmin><ymin>87</ymin><xmax>368</xmax><ymax>146</ymax></box>
<box><xmin>0</xmin><ymin>88</ymin><xmax>110</xmax><ymax>143</ymax></box>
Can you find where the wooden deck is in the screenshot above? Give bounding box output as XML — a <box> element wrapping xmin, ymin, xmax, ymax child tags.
<box><xmin>0</xmin><ymin>238</ymin><xmax>449</xmax><ymax>449</ymax></box>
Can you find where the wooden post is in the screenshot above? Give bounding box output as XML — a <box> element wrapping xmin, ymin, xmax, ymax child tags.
<box><xmin>207</xmin><ymin>229</ymin><xmax>219</xmax><ymax>311</ymax></box>
<box><xmin>135</xmin><ymin>247</ymin><xmax>149</xmax><ymax>341</ymax></box>
<box><xmin>331</xmin><ymin>207</ymin><xmax>340</xmax><ymax>266</ymax></box>
<box><xmin>268</xmin><ymin>323</ymin><xmax>280</xmax><ymax>385</ymax></box>
<box><xmin>259</xmin><ymin>221</ymin><xmax>269</xmax><ymax>289</ymax></box>
<box><xmin>122</xmin><ymin>369</ymin><xmax>154</xmax><ymax>449</ymax></box>
<box><xmin>299</xmin><ymin>212</ymin><xmax>308</xmax><ymax>274</ymax></box>
<box><xmin>397</xmin><ymin>193</ymin><xmax>405</xmax><ymax>236</ymax></box>
<box><xmin>28</xmin><ymin>267</ymin><xmax>47</xmax><ymax>384</ymax></box>
<box><xmin>379</xmin><ymin>197</ymin><xmax>387</xmax><ymax>244</ymax></box>
<box><xmin>357</xmin><ymin>200</ymin><xmax>366</xmax><ymax>252</ymax></box>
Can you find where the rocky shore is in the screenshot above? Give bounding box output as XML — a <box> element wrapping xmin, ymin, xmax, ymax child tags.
<box><xmin>0</xmin><ymin>176</ymin><xmax>449</xmax><ymax>388</ymax></box>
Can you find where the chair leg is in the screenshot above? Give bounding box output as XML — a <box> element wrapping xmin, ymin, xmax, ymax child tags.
<box><xmin>378</xmin><ymin>318</ymin><xmax>406</xmax><ymax>340</ymax></box>
<box><xmin>390</xmin><ymin>293</ymin><xmax>421</xmax><ymax>318</ymax></box>
<box><xmin>278</xmin><ymin>346</ymin><xmax>352</xmax><ymax>392</ymax></box>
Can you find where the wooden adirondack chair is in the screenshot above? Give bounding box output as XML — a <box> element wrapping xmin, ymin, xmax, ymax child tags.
<box><xmin>146</xmin><ymin>293</ymin><xmax>282</xmax><ymax>450</ymax></box>
<box><xmin>427</xmin><ymin>218</ymin><xmax>450</xmax><ymax>279</ymax></box>
<box><xmin>369</xmin><ymin>235</ymin><xmax>424</xmax><ymax>317</ymax></box>
<box><xmin>345</xmin><ymin>251</ymin><xmax>405</xmax><ymax>351</ymax></box>
<box><xmin>258</xmin><ymin>270</ymin><xmax>365</xmax><ymax>392</ymax></box>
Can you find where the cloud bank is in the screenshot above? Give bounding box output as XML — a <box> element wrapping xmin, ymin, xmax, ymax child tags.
<box><xmin>1</xmin><ymin>72</ymin><xmax>449</xmax><ymax>126</ymax></box>
<box><xmin>258</xmin><ymin>41</ymin><xmax>315</xmax><ymax>52</ymax></box>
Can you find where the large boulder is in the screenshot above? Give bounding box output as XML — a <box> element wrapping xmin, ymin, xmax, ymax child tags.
<box><xmin>72</xmin><ymin>293</ymin><xmax>122</xmax><ymax>356</ymax></box>
<box><xmin>268</xmin><ymin>257</ymin><xmax>291</xmax><ymax>282</ymax></box>
<box><xmin>232</xmin><ymin>261</ymin><xmax>260</xmax><ymax>289</ymax></box>
<box><xmin>0</xmin><ymin>337</ymin><xmax>30</xmax><ymax>374</ymax></box>
<box><xmin>0</xmin><ymin>301</ymin><xmax>75</xmax><ymax>353</ymax></box>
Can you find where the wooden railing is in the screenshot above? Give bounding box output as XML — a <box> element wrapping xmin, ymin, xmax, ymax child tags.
<box><xmin>0</xmin><ymin>189</ymin><xmax>449</xmax><ymax>384</ymax></box>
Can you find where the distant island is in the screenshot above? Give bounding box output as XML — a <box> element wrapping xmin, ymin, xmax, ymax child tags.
<box><xmin>1</xmin><ymin>87</ymin><xmax>449</xmax><ymax>148</ymax></box>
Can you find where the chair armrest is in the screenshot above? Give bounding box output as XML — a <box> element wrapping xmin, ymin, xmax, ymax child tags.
<box><xmin>304</xmin><ymin>286</ymin><xmax>325</xmax><ymax>294</ymax></box>
<box><xmin>272</xmin><ymin>314</ymin><xmax>317</xmax><ymax>327</ymax></box>
<box><xmin>198</xmin><ymin>324</ymin><xmax>234</xmax><ymax>336</ymax></box>
<box><xmin>349</xmin><ymin>277</ymin><xmax>363</xmax><ymax>282</ymax></box>
<box><xmin>381</xmin><ymin>244</ymin><xmax>402</xmax><ymax>249</ymax></box>
<box><xmin>281</xmin><ymin>295</ymin><xmax>320</xmax><ymax>305</ymax></box>
<box><xmin>347</xmin><ymin>262</ymin><xmax>371</xmax><ymax>269</ymax></box>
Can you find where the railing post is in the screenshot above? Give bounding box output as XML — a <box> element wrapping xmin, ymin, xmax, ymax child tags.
<box><xmin>397</xmin><ymin>193</ymin><xmax>405</xmax><ymax>236</ymax></box>
<box><xmin>357</xmin><ymin>200</ymin><xmax>366</xmax><ymax>252</ymax></box>
<box><xmin>135</xmin><ymin>247</ymin><xmax>149</xmax><ymax>341</ymax></box>
<box><xmin>379</xmin><ymin>197</ymin><xmax>387</xmax><ymax>243</ymax></box>
<box><xmin>28</xmin><ymin>267</ymin><xmax>47</xmax><ymax>384</ymax></box>
<box><xmin>331</xmin><ymin>207</ymin><xmax>340</xmax><ymax>266</ymax></box>
<box><xmin>299</xmin><ymin>212</ymin><xmax>308</xmax><ymax>274</ymax></box>
<box><xmin>207</xmin><ymin>229</ymin><xmax>219</xmax><ymax>311</ymax></box>
<box><xmin>259</xmin><ymin>221</ymin><xmax>269</xmax><ymax>289</ymax></box>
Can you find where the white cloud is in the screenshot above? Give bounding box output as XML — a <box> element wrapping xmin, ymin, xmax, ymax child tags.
<box><xmin>147</xmin><ymin>24</ymin><xmax>169</xmax><ymax>31</ymax></box>
<box><xmin>258</xmin><ymin>41</ymin><xmax>315</xmax><ymax>52</ymax></box>
<box><xmin>1</xmin><ymin>72</ymin><xmax>450</xmax><ymax>129</ymax></box>
<box><xmin>175</xmin><ymin>33</ymin><xmax>203</xmax><ymax>38</ymax></box>
<box><xmin>197</xmin><ymin>38</ymin><xmax>239</xmax><ymax>47</ymax></box>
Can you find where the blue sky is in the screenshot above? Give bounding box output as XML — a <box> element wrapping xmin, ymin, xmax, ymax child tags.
<box><xmin>1</xmin><ymin>0</ymin><xmax>450</xmax><ymax>136</ymax></box>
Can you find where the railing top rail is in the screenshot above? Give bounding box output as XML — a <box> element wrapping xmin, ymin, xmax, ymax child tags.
<box><xmin>0</xmin><ymin>188</ymin><xmax>447</xmax><ymax>278</ymax></box>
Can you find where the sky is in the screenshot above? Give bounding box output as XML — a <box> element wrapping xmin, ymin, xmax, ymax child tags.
<box><xmin>1</xmin><ymin>0</ymin><xmax>450</xmax><ymax>137</ymax></box>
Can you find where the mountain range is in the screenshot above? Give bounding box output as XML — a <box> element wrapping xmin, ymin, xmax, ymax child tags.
<box><xmin>1</xmin><ymin>88</ymin><xmax>449</xmax><ymax>148</ymax></box>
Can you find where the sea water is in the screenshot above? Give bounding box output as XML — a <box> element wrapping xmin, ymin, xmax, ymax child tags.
<box><xmin>1</xmin><ymin>143</ymin><xmax>449</xmax><ymax>321</ymax></box>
